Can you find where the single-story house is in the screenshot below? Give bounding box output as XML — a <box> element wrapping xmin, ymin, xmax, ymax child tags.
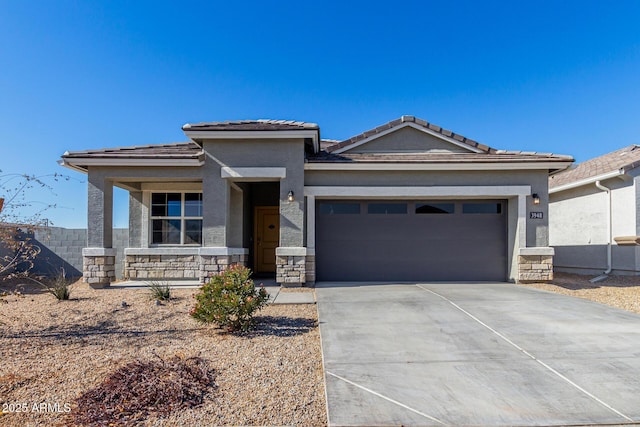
<box><xmin>59</xmin><ymin>116</ymin><xmax>573</xmax><ymax>287</ymax></box>
<box><xmin>549</xmin><ymin>145</ymin><xmax>640</xmax><ymax>275</ymax></box>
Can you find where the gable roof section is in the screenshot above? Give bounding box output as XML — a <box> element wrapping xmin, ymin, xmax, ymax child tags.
<box><xmin>59</xmin><ymin>142</ymin><xmax>204</xmax><ymax>173</ymax></box>
<box><xmin>327</xmin><ymin>115</ymin><xmax>493</xmax><ymax>154</ymax></box>
<box><xmin>549</xmin><ymin>144</ymin><xmax>640</xmax><ymax>192</ymax></box>
<box><xmin>309</xmin><ymin>115</ymin><xmax>573</xmax><ymax>171</ymax></box>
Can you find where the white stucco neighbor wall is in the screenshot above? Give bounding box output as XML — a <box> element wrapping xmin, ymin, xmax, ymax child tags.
<box><xmin>550</xmin><ymin>186</ymin><xmax>609</xmax><ymax>246</ymax></box>
<box><xmin>550</xmin><ymin>176</ymin><xmax>639</xmax><ymax>274</ymax></box>
<box><xmin>612</xmin><ymin>183</ymin><xmax>636</xmax><ymax>237</ymax></box>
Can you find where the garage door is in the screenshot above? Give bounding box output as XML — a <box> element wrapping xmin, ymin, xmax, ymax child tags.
<box><xmin>315</xmin><ymin>200</ymin><xmax>507</xmax><ymax>281</ymax></box>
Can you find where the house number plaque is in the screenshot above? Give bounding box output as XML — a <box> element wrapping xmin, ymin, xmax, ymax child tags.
<box><xmin>530</xmin><ymin>212</ymin><xmax>543</xmax><ymax>219</ymax></box>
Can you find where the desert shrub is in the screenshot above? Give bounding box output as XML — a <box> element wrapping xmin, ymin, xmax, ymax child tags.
<box><xmin>190</xmin><ymin>264</ymin><xmax>269</xmax><ymax>332</ymax></box>
<box><xmin>46</xmin><ymin>271</ymin><xmax>72</xmax><ymax>300</ymax></box>
<box><xmin>73</xmin><ymin>355</ymin><xmax>215</xmax><ymax>426</ymax></box>
<box><xmin>28</xmin><ymin>269</ymin><xmax>72</xmax><ymax>300</ymax></box>
<box><xmin>147</xmin><ymin>281</ymin><xmax>171</xmax><ymax>301</ymax></box>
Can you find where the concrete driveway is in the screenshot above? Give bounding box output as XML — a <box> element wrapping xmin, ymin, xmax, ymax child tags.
<box><xmin>316</xmin><ymin>282</ymin><xmax>640</xmax><ymax>426</ymax></box>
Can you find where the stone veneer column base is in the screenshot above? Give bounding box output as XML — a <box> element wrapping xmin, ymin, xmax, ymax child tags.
<box><xmin>276</xmin><ymin>247</ymin><xmax>314</xmax><ymax>287</ymax></box>
<box><xmin>199</xmin><ymin>253</ymin><xmax>247</xmax><ymax>283</ymax></box>
<box><xmin>82</xmin><ymin>248</ymin><xmax>116</xmax><ymax>289</ymax></box>
<box><xmin>517</xmin><ymin>247</ymin><xmax>554</xmax><ymax>283</ymax></box>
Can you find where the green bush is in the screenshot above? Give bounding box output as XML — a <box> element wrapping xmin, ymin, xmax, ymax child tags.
<box><xmin>190</xmin><ymin>264</ymin><xmax>269</xmax><ymax>332</ymax></box>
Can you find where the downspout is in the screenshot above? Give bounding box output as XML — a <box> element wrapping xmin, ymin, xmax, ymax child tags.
<box><xmin>592</xmin><ymin>180</ymin><xmax>613</xmax><ymax>280</ymax></box>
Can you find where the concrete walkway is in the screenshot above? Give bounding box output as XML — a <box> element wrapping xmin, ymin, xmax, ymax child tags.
<box><xmin>112</xmin><ymin>280</ymin><xmax>315</xmax><ymax>304</ymax></box>
<box><xmin>316</xmin><ymin>281</ymin><xmax>640</xmax><ymax>426</ymax></box>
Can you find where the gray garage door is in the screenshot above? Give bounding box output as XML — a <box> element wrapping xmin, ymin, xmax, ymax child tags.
<box><xmin>316</xmin><ymin>200</ymin><xmax>507</xmax><ymax>281</ymax></box>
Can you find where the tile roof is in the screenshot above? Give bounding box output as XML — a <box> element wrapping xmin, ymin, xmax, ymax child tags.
<box><xmin>182</xmin><ymin>119</ymin><xmax>319</xmax><ymax>131</ymax></box>
<box><xmin>326</xmin><ymin>115</ymin><xmax>496</xmax><ymax>153</ymax></box>
<box><xmin>549</xmin><ymin>145</ymin><xmax>640</xmax><ymax>189</ymax></box>
<box><xmin>60</xmin><ymin>117</ymin><xmax>574</xmax><ymax>171</ymax></box>
<box><xmin>62</xmin><ymin>142</ymin><xmax>202</xmax><ymax>159</ymax></box>
<box><xmin>308</xmin><ymin>151</ymin><xmax>573</xmax><ymax>164</ymax></box>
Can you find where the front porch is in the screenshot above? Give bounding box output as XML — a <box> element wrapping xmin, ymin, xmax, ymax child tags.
<box><xmin>77</xmin><ymin>166</ymin><xmax>311</xmax><ymax>288</ymax></box>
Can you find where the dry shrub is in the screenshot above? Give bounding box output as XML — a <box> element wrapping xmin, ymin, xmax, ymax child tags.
<box><xmin>72</xmin><ymin>355</ymin><xmax>216</xmax><ymax>426</ymax></box>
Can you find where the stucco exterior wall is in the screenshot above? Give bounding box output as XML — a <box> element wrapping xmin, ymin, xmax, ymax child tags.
<box><xmin>203</xmin><ymin>138</ymin><xmax>305</xmax><ymax>248</ymax></box>
<box><xmin>550</xmin><ymin>176</ymin><xmax>639</xmax><ymax>274</ymax></box>
<box><xmin>305</xmin><ymin>168</ymin><xmax>549</xmax><ymax>248</ymax></box>
<box><xmin>348</xmin><ymin>126</ymin><xmax>469</xmax><ymax>153</ymax></box>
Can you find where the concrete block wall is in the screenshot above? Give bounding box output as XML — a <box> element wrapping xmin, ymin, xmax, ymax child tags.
<box><xmin>33</xmin><ymin>227</ymin><xmax>128</xmax><ymax>279</ymax></box>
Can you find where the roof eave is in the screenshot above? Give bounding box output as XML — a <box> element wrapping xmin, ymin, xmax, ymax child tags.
<box><xmin>58</xmin><ymin>157</ymin><xmax>205</xmax><ymax>174</ymax></box>
<box><xmin>58</xmin><ymin>158</ymin><xmax>88</xmax><ymax>174</ymax></box>
<box><xmin>549</xmin><ymin>169</ymin><xmax>626</xmax><ymax>194</ymax></box>
<box><xmin>305</xmin><ymin>161</ymin><xmax>574</xmax><ymax>171</ymax></box>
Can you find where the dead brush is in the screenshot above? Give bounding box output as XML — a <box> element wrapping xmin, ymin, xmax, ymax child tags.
<box><xmin>72</xmin><ymin>354</ymin><xmax>216</xmax><ymax>426</ymax></box>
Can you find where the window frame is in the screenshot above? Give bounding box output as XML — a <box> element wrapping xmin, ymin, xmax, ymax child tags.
<box><xmin>149</xmin><ymin>192</ymin><xmax>203</xmax><ymax>246</ymax></box>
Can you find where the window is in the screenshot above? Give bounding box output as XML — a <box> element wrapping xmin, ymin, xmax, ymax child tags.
<box><xmin>319</xmin><ymin>202</ymin><xmax>361</xmax><ymax>215</ymax></box>
<box><xmin>151</xmin><ymin>192</ymin><xmax>202</xmax><ymax>244</ymax></box>
<box><xmin>367</xmin><ymin>203</ymin><xmax>408</xmax><ymax>214</ymax></box>
<box><xmin>415</xmin><ymin>203</ymin><xmax>455</xmax><ymax>214</ymax></box>
<box><xmin>462</xmin><ymin>202</ymin><xmax>502</xmax><ymax>214</ymax></box>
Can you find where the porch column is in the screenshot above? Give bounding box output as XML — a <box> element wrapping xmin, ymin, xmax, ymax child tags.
<box><xmin>202</xmin><ymin>165</ymin><xmax>228</xmax><ymax>247</ymax></box>
<box><xmin>83</xmin><ymin>173</ymin><xmax>115</xmax><ymax>288</ymax></box>
<box><xmin>276</xmin><ymin>173</ymin><xmax>308</xmax><ymax>286</ymax></box>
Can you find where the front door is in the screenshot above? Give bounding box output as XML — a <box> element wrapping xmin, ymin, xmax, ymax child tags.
<box><xmin>255</xmin><ymin>206</ymin><xmax>279</xmax><ymax>273</ymax></box>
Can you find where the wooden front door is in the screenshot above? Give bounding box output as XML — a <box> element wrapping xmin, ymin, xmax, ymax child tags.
<box><xmin>255</xmin><ymin>206</ymin><xmax>279</xmax><ymax>273</ymax></box>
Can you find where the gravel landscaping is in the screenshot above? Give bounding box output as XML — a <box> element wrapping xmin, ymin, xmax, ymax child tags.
<box><xmin>3</xmin><ymin>271</ymin><xmax>640</xmax><ymax>426</ymax></box>
<box><xmin>522</xmin><ymin>272</ymin><xmax>640</xmax><ymax>315</ymax></box>
<box><xmin>0</xmin><ymin>280</ymin><xmax>327</xmax><ymax>426</ymax></box>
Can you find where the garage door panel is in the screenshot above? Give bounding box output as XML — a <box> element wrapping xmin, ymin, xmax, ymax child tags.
<box><xmin>316</xmin><ymin>199</ymin><xmax>506</xmax><ymax>281</ymax></box>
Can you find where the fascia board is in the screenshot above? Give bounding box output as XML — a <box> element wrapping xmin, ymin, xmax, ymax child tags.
<box><xmin>184</xmin><ymin>129</ymin><xmax>319</xmax><ymax>147</ymax></box>
<box><xmin>331</xmin><ymin>122</ymin><xmax>484</xmax><ymax>154</ymax></box>
<box><xmin>59</xmin><ymin>158</ymin><xmax>204</xmax><ymax>168</ymax></box>
<box><xmin>58</xmin><ymin>159</ymin><xmax>89</xmax><ymax>174</ymax></box>
<box><xmin>304</xmin><ymin>161</ymin><xmax>573</xmax><ymax>171</ymax></box>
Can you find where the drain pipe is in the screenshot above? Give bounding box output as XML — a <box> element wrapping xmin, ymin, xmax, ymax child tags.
<box><xmin>591</xmin><ymin>180</ymin><xmax>612</xmax><ymax>283</ymax></box>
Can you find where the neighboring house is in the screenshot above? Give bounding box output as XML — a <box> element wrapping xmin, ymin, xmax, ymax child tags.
<box><xmin>59</xmin><ymin>116</ymin><xmax>572</xmax><ymax>287</ymax></box>
<box><xmin>549</xmin><ymin>145</ymin><xmax>640</xmax><ymax>275</ymax></box>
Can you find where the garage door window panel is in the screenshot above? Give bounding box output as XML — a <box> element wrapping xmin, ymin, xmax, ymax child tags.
<box><xmin>319</xmin><ymin>202</ymin><xmax>361</xmax><ymax>215</ymax></box>
<box><xmin>415</xmin><ymin>202</ymin><xmax>455</xmax><ymax>214</ymax></box>
<box><xmin>367</xmin><ymin>203</ymin><xmax>408</xmax><ymax>214</ymax></box>
<box><xmin>462</xmin><ymin>202</ymin><xmax>503</xmax><ymax>214</ymax></box>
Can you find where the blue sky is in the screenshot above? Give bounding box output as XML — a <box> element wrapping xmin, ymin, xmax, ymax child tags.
<box><xmin>1</xmin><ymin>0</ymin><xmax>639</xmax><ymax>228</ymax></box>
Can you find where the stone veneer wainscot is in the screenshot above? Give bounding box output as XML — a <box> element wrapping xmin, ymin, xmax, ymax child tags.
<box><xmin>123</xmin><ymin>248</ymin><xmax>248</xmax><ymax>283</ymax></box>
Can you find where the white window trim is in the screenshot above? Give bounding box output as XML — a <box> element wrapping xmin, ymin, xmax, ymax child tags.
<box><xmin>148</xmin><ymin>191</ymin><xmax>203</xmax><ymax>246</ymax></box>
